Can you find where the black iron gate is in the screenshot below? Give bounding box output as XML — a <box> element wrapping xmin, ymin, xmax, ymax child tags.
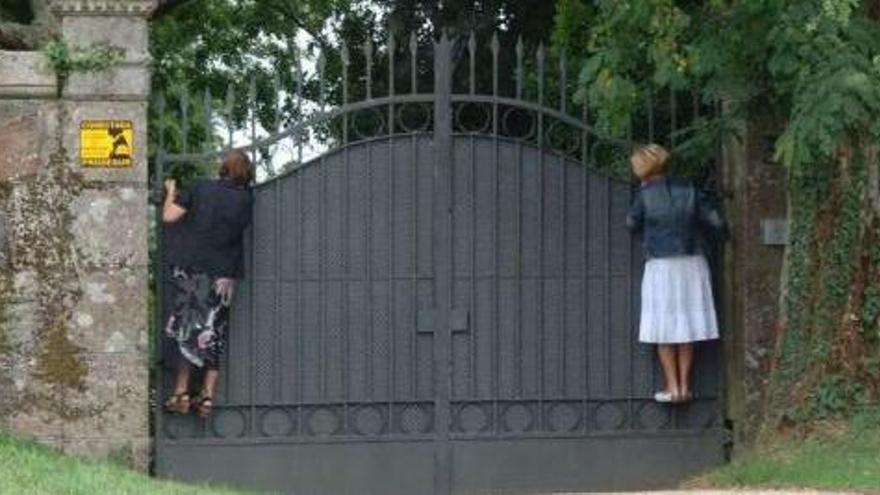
<box><xmin>154</xmin><ymin>33</ymin><xmax>726</xmax><ymax>494</ymax></box>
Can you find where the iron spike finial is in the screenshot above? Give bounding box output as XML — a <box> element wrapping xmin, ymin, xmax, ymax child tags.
<box><xmin>490</xmin><ymin>31</ymin><xmax>500</xmax><ymax>55</ymax></box>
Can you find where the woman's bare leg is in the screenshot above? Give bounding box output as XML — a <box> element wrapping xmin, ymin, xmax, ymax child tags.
<box><xmin>201</xmin><ymin>369</ymin><xmax>219</xmax><ymax>399</ymax></box>
<box><xmin>677</xmin><ymin>343</ymin><xmax>695</xmax><ymax>401</ymax></box>
<box><xmin>173</xmin><ymin>363</ymin><xmax>191</xmax><ymax>396</ymax></box>
<box><xmin>657</xmin><ymin>345</ymin><xmax>680</xmax><ymax>398</ymax></box>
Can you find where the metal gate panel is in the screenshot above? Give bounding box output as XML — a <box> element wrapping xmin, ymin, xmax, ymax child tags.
<box><xmin>157</xmin><ymin>136</ymin><xmax>444</xmax><ymax>495</ymax></box>
<box><xmin>154</xmin><ymin>31</ymin><xmax>726</xmax><ymax>495</ymax></box>
<box><xmin>445</xmin><ymin>135</ymin><xmax>724</xmax><ymax>493</ymax></box>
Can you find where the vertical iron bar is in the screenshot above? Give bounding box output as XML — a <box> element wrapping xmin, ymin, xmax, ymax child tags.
<box><xmin>271</xmin><ymin>74</ymin><xmax>281</xmax><ymax>176</ymax></box>
<box><xmin>647</xmin><ymin>86</ymin><xmax>655</xmax><ymax>143</ymax></box>
<box><xmin>432</xmin><ymin>30</ymin><xmax>454</xmax><ymax>495</ymax></box>
<box><xmin>560</xmin><ymin>150</ymin><xmax>567</xmax><ymax>397</ymax></box>
<box><xmin>342</xmin><ymin>43</ymin><xmax>350</xmax><ymax>146</ymax></box>
<box><xmin>248</xmin><ymin>173</ymin><xmax>256</xmax><ymax>435</ymax></box>
<box><xmin>180</xmin><ymin>88</ymin><xmax>189</xmax><ymax>154</ymax></box>
<box><xmin>318</xmin><ymin>52</ymin><xmax>327</xmax><ymax>109</ymax></box>
<box><xmin>225</xmin><ymin>83</ymin><xmax>235</xmax><ymax>148</ymax></box>
<box><xmin>468</xmin><ymin>31</ymin><xmax>476</xmax><ymax>95</ymax></box>
<box><xmin>364</xmin><ymin>40</ymin><xmax>373</xmax><ymax>100</ymax></box>
<box><xmin>605</xmin><ymin>178</ymin><xmax>611</xmax><ymax>399</ymax></box>
<box><xmin>409</xmin><ymin>32</ymin><xmax>419</xmax><ymax>401</ymax></box>
<box><xmin>410</xmin><ymin>32</ymin><xmax>418</xmax><ymax>94</ymax></box>
<box><xmin>410</xmin><ymin>123</ymin><xmax>418</xmax><ymax>399</ymax></box>
<box><xmin>295</xmin><ymin>58</ymin><xmax>304</xmax><ymax>164</ymax></box>
<box><xmin>274</xmin><ymin>179</ymin><xmax>281</xmax><ymax>404</ymax></box>
<box><xmin>670</xmin><ymin>88</ymin><xmax>678</xmax><ymax>430</ymax></box>
<box><xmin>515</xmin><ymin>37</ymin><xmax>524</xmax><ymax>100</ymax></box>
<box><xmin>582</xmin><ymin>98</ymin><xmax>590</xmax><ymax>433</ymax></box>
<box><xmin>491</xmin><ymin>32</ymin><xmax>500</xmax><ymax>431</ymax></box>
<box><xmin>536</xmin><ymin>43</ymin><xmax>546</xmax><ymax>426</ymax></box>
<box><xmin>469</xmin><ymin>125</ymin><xmax>477</xmax><ymax>398</ymax></box>
<box><xmin>248</xmin><ymin>76</ymin><xmax>257</xmax><ymax>164</ymax></box>
<box><xmin>626</xmin><ymin>119</ymin><xmax>633</xmax><ymax>427</ymax></box>
<box><xmin>341</xmin><ymin>44</ymin><xmax>350</xmax><ymax>411</ymax></box>
<box><xmin>559</xmin><ymin>50</ymin><xmax>567</xmax><ymax>114</ymax></box>
<box><xmin>342</xmin><ymin>91</ymin><xmax>351</xmax><ymax>432</ymax></box>
<box><xmin>367</xmin><ymin>142</ymin><xmax>374</xmax><ymax>399</ymax></box>
<box><xmin>156</xmin><ymin>90</ymin><xmax>166</xmax><ymax>154</ymax></box>
<box><xmin>297</xmin><ymin>166</ymin><xmax>305</xmax><ymax>432</ymax></box>
<box><xmin>320</xmin><ymin>153</ymin><xmax>327</xmax><ymax>400</ymax></box>
<box><xmin>515</xmin><ymin>136</ymin><xmax>523</xmax><ymax>397</ymax></box>
<box><xmin>203</xmin><ymin>88</ymin><xmax>213</xmax><ymax>153</ymax></box>
<box><xmin>246</xmin><ymin>74</ymin><xmax>257</xmax><ymax>435</ymax></box>
<box><xmin>670</xmin><ymin>88</ymin><xmax>677</xmax><ymax>149</ymax></box>
<box><xmin>387</xmin><ymin>30</ymin><xmax>397</xmax><ymax>428</ymax></box>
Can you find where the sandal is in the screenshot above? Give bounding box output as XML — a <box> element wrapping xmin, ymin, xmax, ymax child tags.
<box><xmin>195</xmin><ymin>394</ymin><xmax>214</xmax><ymax>419</ymax></box>
<box><xmin>164</xmin><ymin>393</ymin><xmax>191</xmax><ymax>414</ymax></box>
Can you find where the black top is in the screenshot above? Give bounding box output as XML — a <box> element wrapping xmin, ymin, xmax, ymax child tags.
<box><xmin>165</xmin><ymin>178</ymin><xmax>254</xmax><ymax>278</ymax></box>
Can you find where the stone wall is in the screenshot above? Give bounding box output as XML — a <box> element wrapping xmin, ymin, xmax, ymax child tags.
<box><xmin>0</xmin><ymin>0</ymin><xmax>154</xmax><ymax>470</ymax></box>
<box><xmin>722</xmin><ymin>118</ymin><xmax>789</xmax><ymax>446</ymax></box>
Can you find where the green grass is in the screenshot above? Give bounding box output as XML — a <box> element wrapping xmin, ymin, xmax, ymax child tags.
<box><xmin>0</xmin><ymin>433</ymin><xmax>253</xmax><ymax>495</ymax></box>
<box><xmin>693</xmin><ymin>416</ymin><xmax>880</xmax><ymax>493</ymax></box>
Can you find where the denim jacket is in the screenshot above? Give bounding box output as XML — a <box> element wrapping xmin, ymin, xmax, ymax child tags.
<box><xmin>626</xmin><ymin>177</ymin><xmax>727</xmax><ymax>259</ymax></box>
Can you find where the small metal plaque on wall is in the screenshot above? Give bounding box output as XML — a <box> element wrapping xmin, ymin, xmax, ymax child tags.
<box><xmin>80</xmin><ymin>120</ymin><xmax>133</xmax><ymax>168</ymax></box>
<box><xmin>761</xmin><ymin>218</ymin><xmax>788</xmax><ymax>246</ymax></box>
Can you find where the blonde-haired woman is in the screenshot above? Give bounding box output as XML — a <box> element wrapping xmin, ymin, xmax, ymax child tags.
<box><xmin>626</xmin><ymin>144</ymin><xmax>727</xmax><ymax>403</ymax></box>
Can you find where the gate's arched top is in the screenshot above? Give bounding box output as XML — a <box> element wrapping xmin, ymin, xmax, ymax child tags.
<box><xmin>153</xmin><ymin>31</ymin><xmax>711</xmax><ymax>186</ymax></box>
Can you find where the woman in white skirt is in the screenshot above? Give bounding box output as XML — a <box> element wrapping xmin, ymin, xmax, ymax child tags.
<box><xmin>626</xmin><ymin>144</ymin><xmax>727</xmax><ymax>404</ymax></box>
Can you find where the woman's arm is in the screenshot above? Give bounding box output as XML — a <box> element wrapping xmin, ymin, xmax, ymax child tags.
<box><xmin>697</xmin><ymin>187</ymin><xmax>728</xmax><ymax>240</ymax></box>
<box><xmin>162</xmin><ymin>179</ymin><xmax>188</xmax><ymax>223</ymax></box>
<box><xmin>626</xmin><ymin>189</ymin><xmax>644</xmax><ymax>233</ymax></box>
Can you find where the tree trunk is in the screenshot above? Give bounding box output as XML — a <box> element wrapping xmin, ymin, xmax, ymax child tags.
<box><xmin>0</xmin><ymin>0</ymin><xmax>55</xmax><ymax>50</ymax></box>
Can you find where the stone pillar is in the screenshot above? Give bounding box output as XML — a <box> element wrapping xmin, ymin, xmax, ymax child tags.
<box><xmin>722</xmin><ymin>118</ymin><xmax>788</xmax><ymax>446</ymax></box>
<box><xmin>0</xmin><ymin>0</ymin><xmax>156</xmax><ymax>470</ymax></box>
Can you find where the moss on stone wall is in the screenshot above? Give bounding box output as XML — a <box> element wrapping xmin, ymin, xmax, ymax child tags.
<box><xmin>0</xmin><ymin>101</ymin><xmax>89</xmax><ymax>418</ymax></box>
<box><xmin>35</xmin><ymin>321</ymin><xmax>86</xmax><ymax>388</ymax></box>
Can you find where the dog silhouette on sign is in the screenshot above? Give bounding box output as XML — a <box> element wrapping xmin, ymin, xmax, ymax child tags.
<box><xmin>108</xmin><ymin>127</ymin><xmax>131</xmax><ymax>160</ymax></box>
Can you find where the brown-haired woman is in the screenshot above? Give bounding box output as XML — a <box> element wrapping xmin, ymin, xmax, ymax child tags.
<box><xmin>162</xmin><ymin>150</ymin><xmax>255</xmax><ymax>418</ymax></box>
<box><xmin>626</xmin><ymin>144</ymin><xmax>727</xmax><ymax>403</ymax></box>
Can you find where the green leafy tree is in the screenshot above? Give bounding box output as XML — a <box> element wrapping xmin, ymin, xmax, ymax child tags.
<box><xmin>554</xmin><ymin>0</ymin><xmax>880</xmax><ymax>435</ymax></box>
<box><xmin>150</xmin><ymin>0</ymin><xmax>559</xmax><ymax>181</ymax></box>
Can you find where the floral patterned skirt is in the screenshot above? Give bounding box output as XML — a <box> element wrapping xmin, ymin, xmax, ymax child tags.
<box><xmin>164</xmin><ymin>266</ymin><xmax>235</xmax><ymax>369</ymax></box>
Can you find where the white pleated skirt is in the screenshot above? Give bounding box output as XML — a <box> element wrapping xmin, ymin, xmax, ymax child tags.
<box><xmin>639</xmin><ymin>255</ymin><xmax>719</xmax><ymax>344</ymax></box>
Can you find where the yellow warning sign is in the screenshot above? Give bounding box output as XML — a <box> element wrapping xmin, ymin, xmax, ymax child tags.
<box><xmin>79</xmin><ymin>120</ymin><xmax>133</xmax><ymax>168</ymax></box>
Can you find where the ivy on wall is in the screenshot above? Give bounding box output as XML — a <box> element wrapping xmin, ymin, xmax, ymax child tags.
<box><xmin>553</xmin><ymin>0</ymin><xmax>880</xmax><ymax>436</ymax></box>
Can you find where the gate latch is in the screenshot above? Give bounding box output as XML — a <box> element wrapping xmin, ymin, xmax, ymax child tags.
<box><xmin>416</xmin><ymin>307</ymin><xmax>470</xmax><ymax>334</ymax></box>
